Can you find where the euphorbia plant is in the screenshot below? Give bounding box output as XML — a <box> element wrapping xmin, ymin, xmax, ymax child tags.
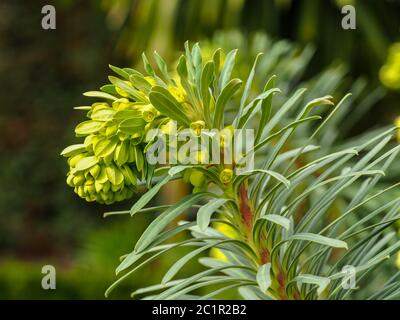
<box><xmin>62</xmin><ymin>42</ymin><xmax>400</xmax><ymax>300</ymax></box>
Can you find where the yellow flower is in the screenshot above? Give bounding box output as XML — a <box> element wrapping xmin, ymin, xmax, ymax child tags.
<box><xmin>396</xmin><ymin>251</ymin><xmax>400</xmax><ymax>269</ymax></box>
<box><xmin>380</xmin><ymin>65</ymin><xmax>400</xmax><ymax>90</ymax></box>
<box><xmin>210</xmin><ymin>247</ymin><xmax>228</xmax><ymax>261</ymax></box>
<box><xmin>335</xmin><ymin>0</ymin><xmax>355</xmax><ymax>7</ymax></box>
<box><xmin>144</xmin><ymin>76</ymin><xmax>157</xmax><ymax>87</ymax></box>
<box><xmin>168</xmin><ymin>85</ymin><xmax>196</xmax><ymax>117</ymax></box>
<box><xmin>190</xmin><ymin>120</ymin><xmax>206</xmax><ymax>136</ymax></box>
<box><xmin>219</xmin><ymin>168</ymin><xmax>233</xmax><ymax>184</ymax></box>
<box><xmin>169</xmin><ymin>86</ymin><xmax>187</xmax><ymax>104</ymax></box>
<box><xmin>210</xmin><ymin>222</ymin><xmax>237</xmax><ymax>261</ymax></box>
<box><xmin>380</xmin><ymin>43</ymin><xmax>400</xmax><ymax>90</ymax></box>
<box><xmin>142</xmin><ymin>105</ymin><xmax>158</xmax><ymax>122</ymax></box>
<box><xmin>189</xmin><ymin>170</ymin><xmax>205</xmax><ymax>187</ymax></box>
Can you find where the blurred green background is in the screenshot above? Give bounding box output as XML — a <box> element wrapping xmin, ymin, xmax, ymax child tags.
<box><xmin>0</xmin><ymin>0</ymin><xmax>399</xmax><ymax>299</ymax></box>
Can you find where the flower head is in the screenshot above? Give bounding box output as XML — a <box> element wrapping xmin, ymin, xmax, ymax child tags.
<box><xmin>380</xmin><ymin>43</ymin><xmax>400</xmax><ymax>90</ymax></box>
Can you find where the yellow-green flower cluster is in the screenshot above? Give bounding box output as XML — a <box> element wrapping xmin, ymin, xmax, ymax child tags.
<box><xmin>183</xmin><ymin>169</ymin><xmax>207</xmax><ymax>193</ymax></box>
<box><xmin>64</xmin><ymin>149</ymin><xmax>137</xmax><ymax>204</ymax></box>
<box><xmin>380</xmin><ymin>43</ymin><xmax>400</xmax><ymax>90</ymax></box>
<box><xmin>62</xmin><ymin>74</ymin><xmax>167</xmax><ymax>204</ymax></box>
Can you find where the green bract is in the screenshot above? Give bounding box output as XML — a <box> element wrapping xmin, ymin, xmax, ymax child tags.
<box><xmin>66</xmin><ymin>151</ymin><xmax>136</xmax><ymax>204</ymax></box>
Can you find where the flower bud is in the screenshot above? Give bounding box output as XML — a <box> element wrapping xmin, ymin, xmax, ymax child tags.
<box><xmin>219</xmin><ymin>168</ymin><xmax>233</xmax><ymax>184</ymax></box>
<box><xmin>190</xmin><ymin>170</ymin><xmax>206</xmax><ymax>187</ymax></box>
<box><xmin>144</xmin><ymin>76</ymin><xmax>157</xmax><ymax>87</ymax></box>
<box><xmin>105</xmin><ymin>125</ymin><xmax>118</xmax><ymax>137</ymax></box>
<box><xmin>65</xmin><ymin>150</ymin><xmax>138</xmax><ymax>204</ymax></box>
<box><xmin>89</xmin><ymin>164</ymin><xmax>101</xmax><ymax>178</ymax></box>
<box><xmin>142</xmin><ymin>105</ymin><xmax>158</xmax><ymax>122</ymax></box>
<box><xmin>118</xmin><ymin>132</ymin><xmax>129</xmax><ymax>141</ymax></box>
<box><xmin>102</xmin><ymin>181</ymin><xmax>111</xmax><ymax>193</ymax></box>
<box><xmin>114</xmin><ymin>142</ymin><xmax>129</xmax><ymax>166</ymax></box>
<box><xmin>73</xmin><ymin>175</ymin><xmax>85</xmax><ymax>186</ymax></box>
<box><xmin>66</xmin><ymin>174</ymin><xmax>74</xmax><ymax>187</ymax></box>
<box><xmin>112</xmin><ymin>98</ymin><xmax>132</xmax><ymax>111</ymax></box>
<box><xmin>68</xmin><ymin>153</ymin><xmax>85</xmax><ymax>168</ymax></box>
<box><xmin>190</xmin><ymin>120</ymin><xmax>206</xmax><ymax>136</ymax></box>
<box><xmin>94</xmin><ymin>180</ymin><xmax>103</xmax><ymax>193</ymax></box>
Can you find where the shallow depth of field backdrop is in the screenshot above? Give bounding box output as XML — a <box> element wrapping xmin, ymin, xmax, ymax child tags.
<box><xmin>0</xmin><ymin>0</ymin><xmax>399</xmax><ymax>299</ymax></box>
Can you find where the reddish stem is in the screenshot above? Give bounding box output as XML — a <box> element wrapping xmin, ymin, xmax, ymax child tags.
<box><xmin>239</xmin><ymin>183</ymin><xmax>253</xmax><ymax>231</ymax></box>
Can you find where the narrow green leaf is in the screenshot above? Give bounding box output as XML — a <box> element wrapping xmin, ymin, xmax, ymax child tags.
<box><xmin>256</xmin><ymin>263</ymin><xmax>272</xmax><ymax>293</ymax></box>
<box><xmin>218</xmin><ymin>49</ymin><xmax>238</xmax><ymax>93</ymax></box>
<box><xmin>213</xmin><ymin>78</ymin><xmax>242</xmax><ymax>129</ymax></box>
<box><xmin>153</xmin><ymin>51</ymin><xmax>169</xmax><ymax>81</ymax></box>
<box><xmin>119</xmin><ymin>117</ymin><xmax>146</xmax><ymax>134</ymax></box>
<box><xmin>109</xmin><ymin>64</ymin><xmax>130</xmax><ymax>80</ymax></box>
<box><xmin>253</xmin><ymin>116</ymin><xmax>321</xmax><ymax>153</ymax></box>
<box><xmin>60</xmin><ymin>144</ymin><xmax>86</xmax><ymax>157</ymax></box>
<box><xmin>168</xmin><ymin>165</ymin><xmax>190</xmax><ymax>177</ymax></box>
<box><xmin>256</xmin><ymin>75</ymin><xmax>277</xmax><ymax>143</ymax></box>
<box><xmin>142</xmin><ymin>53</ymin><xmax>155</xmax><ymax>76</ymax></box>
<box><xmin>134</xmin><ymin>192</ymin><xmax>213</xmax><ymax>253</ymax></box>
<box><xmin>236</xmin><ymin>169</ymin><xmax>290</xmax><ymax>189</ymax></box>
<box><xmin>108</xmin><ymin>76</ymin><xmax>146</xmax><ymax>102</ymax></box>
<box><xmin>83</xmin><ymin>91</ymin><xmax>118</xmax><ymax>101</ymax></box>
<box><xmin>149</xmin><ymin>86</ymin><xmax>191</xmax><ymax>126</ymax></box>
<box><xmin>130</xmin><ymin>175</ymin><xmax>172</xmax><ymax>216</ymax></box>
<box><xmin>94</xmin><ymin>137</ymin><xmax>119</xmax><ymax>158</ymax></box>
<box><xmin>289</xmin><ymin>233</ymin><xmax>348</xmax><ymax>250</ymax></box>
<box><xmin>258</xmin><ymin>88</ymin><xmax>306</xmax><ymax>141</ymax></box>
<box><xmin>116</xmin><ymin>243</ymin><xmax>173</xmax><ymax>275</ymax></box>
<box><xmin>106</xmin><ymin>166</ymin><xmax>124</xmax><ymax>185</ymax></box>
<box><xmin>197</xmin><ymin>198</ymin><xmax>228</xmax><ymax>232</ymax></box>
<box><xmin>74</xmin><ymin>106</ymin><xmax>91</xmax><ymax>111</ymax></box>
<box><xmin>162</xmin><ymin>241</ymin><xmax>223</xmax><ymax>284</ymax></box>
<box><xmin>100</xmin><ymin>84</ymin><xmax>118</xmax><ymax>95</ymax></box>
<box><xmin>200</xmin><ymin>61</ymin><xmax>215</xmax><ymax>126</ymax></box>
<box><xmin>130</xmin><ymin>74</ymin><xmax>152</xmax><ymax>93</ymax></box>
<box><xmin>113</xmin><ymin>109</ymin><xmax>142</xmax><ymax>121</ymax></box>
<box><xmin>75</xmin><ymin>156</ymin><xmax>98</xmax><ymax>171</ymax></box>
<box><xmin>90</xmin><ymin>108</ymin><xmax>114</xmax><ymax>122</ymax></box>
<box><xmin>238</xmin><ymin>53</ymin><xmax>263</xmax><ymax>116</ymax></box>
<box><xmin>295</xmin><ymin>274</ymin><xmax>330</xmax><ymax>295</ymax></box>
<box><xmin>75</xmin><ymin>120</ymin><xmax>104</xmax><ymax>135</ymax></box>
<box><xmin>261</xmin><ymin>215</ymin><xmax>291</xmax><ymax>231</ymax></box>
<box><xmin>236</xmin><ymin>87</ymin><xmax>281</xmax><ymax>129</ymax></box>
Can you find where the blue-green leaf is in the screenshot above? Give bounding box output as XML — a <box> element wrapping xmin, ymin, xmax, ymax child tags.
<box><xmin>213</xmin><ymin>78</ymin><xmax>242</xmax><ymax>129</ymax></box>
<box><xmin>134</xmin><ymin>192</ymin><xmax>214</xmax><ymax>253</ymax></box>
<box><xmin>256</xmin><ymin>263</ymin><xmax>272</xmax><ymax>293</ymax></box>
<box><xmin>289</xmin><ymin>233</ymin><xmax>348</xmax><ymax>250</ymax></box>
<box><xmin>197</xmin><ymin>198</ymin><xmax>228</xmax><ymax>232</ymax></box>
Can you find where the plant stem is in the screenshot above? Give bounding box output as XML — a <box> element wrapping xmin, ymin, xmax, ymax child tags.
<box><xmin>236</xmin><ymin>180</ymin><xmax>302</xmax><ymax>300</ymax></box>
